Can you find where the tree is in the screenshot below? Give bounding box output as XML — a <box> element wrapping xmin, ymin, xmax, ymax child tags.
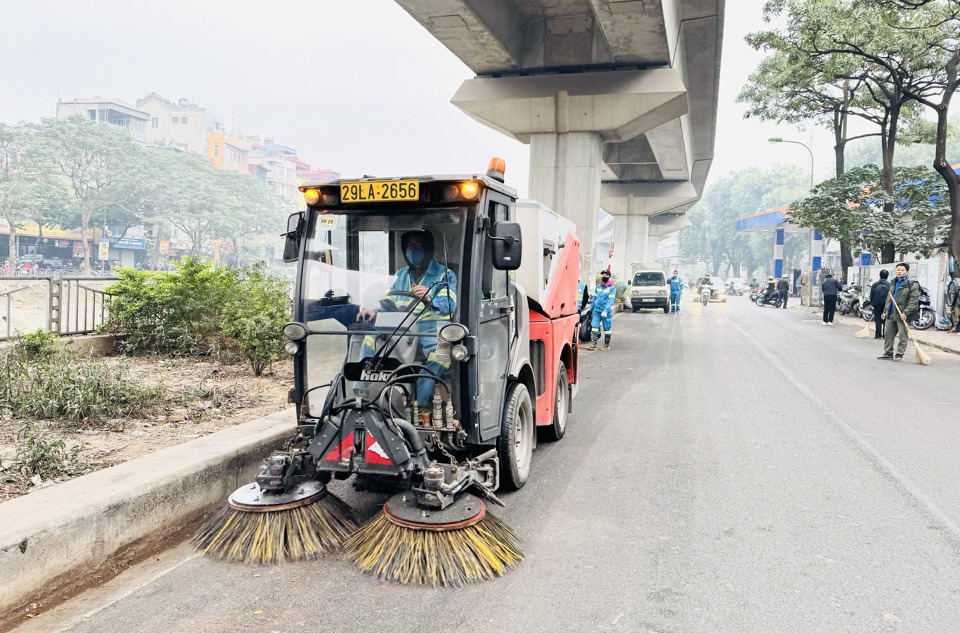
<box><xmin>788</xmin><ymin>164</ymin><xmax>949</xmax><ymax>258</ymax></box>
<box><xmin>752</xmin><ymin>0</ymin><xmax>952</xmax><ymax>262</ymax></box>
<box><xmin>0</xmin><ymin>123</ymin><xmax>71</xmax><ymax>270</ymax></box>
<box><xmin>680</xmin><ymin>165</ymin><xmax>809</xmax><ymax>278</ymax></box>
<box><xmin>30</xmin><ymin>117</ymin><xmax>141</xmax><ymax>271</ymax></box>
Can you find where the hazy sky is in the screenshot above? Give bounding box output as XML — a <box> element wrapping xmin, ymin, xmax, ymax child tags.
<box><xmin>1</xmin><ymin>0</ymin><xmax>834</xmax><ymax>199</ymax></box>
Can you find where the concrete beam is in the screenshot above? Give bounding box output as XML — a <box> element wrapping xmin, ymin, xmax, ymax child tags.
<box><xmin>600</xmin><ymin>181</ymin><xmax>699</xmax><ymax>216</ymax></box>
<box><xmin>587</xmin><ymin>0</ymin><xmax>671</xmax><ymax>66</ymax></box>
<box><xmin>395</xmin><ymin>0</ymin><xmax>524</xmax><ymax>72</ymax></box>
<box><xmin>451</xmin><ymin>68</ymin><xmax>687</xmax><ymax>144</ymax></box>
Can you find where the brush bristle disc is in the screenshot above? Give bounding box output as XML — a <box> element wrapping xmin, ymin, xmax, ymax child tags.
<box><xmin>343</xmin><ymin>501</ymin><xmax>523</xmax><ymax>587</ymax></box>
<box><xmin>194</xmin><ymin>492</ymin><xmax>358</xmax><ymax>564</ymax></box>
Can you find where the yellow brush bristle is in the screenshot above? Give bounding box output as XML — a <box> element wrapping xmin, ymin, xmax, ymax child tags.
<box><xmin>194</xmin><ymin>494</ymin><xmax>359</xmax><ymax>564</ymax></box>
<box><xmin>343</xmin><ymin>511</ymin><xmax>522</xmax><ymax>587</ymax></box>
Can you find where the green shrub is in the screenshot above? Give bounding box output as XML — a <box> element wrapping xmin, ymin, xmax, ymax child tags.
<box><xmin>106</xmin><ymin>259</ymin><xmax>290</xmax><ymax>375</ymax></box>
<box><xmin>105</xmin><ymin>258</ymin><xmax>236</xmax><ymax>355</ymax></box>
<box><xmin>15</xmin><ymin>329</ymin><xmax>61</xmax><ymax>360</ymax></box>
<box><xmin>15</xmin><ymin>421</ymin><xmax>84</xmax><ymax>480</ymax></box>
<box><xmin>21</xmin><ymin>354</ymin><xmax>165</xmax><ymax>428</ymax></box>
<box><xmin>221</xmin><ymin>263</ymin><xmax>291</xmax><ymax>376</ymax></box>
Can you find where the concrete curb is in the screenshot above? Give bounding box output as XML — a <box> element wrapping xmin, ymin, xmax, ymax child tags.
<box><xmin>0</xmin><ymin>409</ymin><xmax>296</xmax><ymax>626</ymax></box>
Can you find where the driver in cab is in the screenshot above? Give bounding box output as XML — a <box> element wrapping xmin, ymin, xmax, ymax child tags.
<box><xmin>358</xmin><ymin>230</ymin><xmax>458</xmax><ymax>407</ymax></box>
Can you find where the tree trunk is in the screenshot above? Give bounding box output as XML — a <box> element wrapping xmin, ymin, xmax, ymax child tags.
<box><xmin>931</xmin><ymin>62</ymin><xmax>960</xmax><ymax>279</ymax></box>
<box><xmin>80</xmin><ymin>211</ymin><xmax>91</xmax><ymax>272</ymax></box>
<box><xmin>879</xmin><ymin>107</ymin><xmax>900</xmax><ymax>264</ymax></box>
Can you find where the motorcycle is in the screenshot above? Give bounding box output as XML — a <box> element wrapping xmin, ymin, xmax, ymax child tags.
<box><xmin>748</xmin><ymin>287</ymin><xmax>761</xmax><ymax>302</ymax></box>
<box><xmin>755</xmin><ymin>290</ymin><xmax>783</xmax><ymax>308</ymax></box>
<box><xmin>726</xmin><ymin>283</ymin><xmax>743</xmax><ymax>296</ymax></box>
<box><xmin>859</xmin><ymin>285</ymin><xmax>935</xmax><ymax>330</ymax></box>
<box><xmin>837</xmin><ymin>286</ymin><xmax>863</xmax><ymax>317</ymax></box>
<box><xmin>911</xmin><ymin>286</ymin><xmax>936</xmax><ymax>330</ymax></box>
<box><xmin>700</xmin><ymin>285</ymin><xmax>711</xmax><ymax>306</ymax></box>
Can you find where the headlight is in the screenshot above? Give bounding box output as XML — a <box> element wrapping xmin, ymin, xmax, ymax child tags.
<box><xmin>632</xmin><ymin>290</ymin><xmax>639</xmax><ymax>297</ymax></box>
<box><xmin>658</xmin><ymin>290</ymin><xmax>666</xmax><ymax>296</ymax></box>
<box><xmin>284</xmin><ymin>341</ymin><xmax>300</xmax><ymax>355</ymax></box>
<box><xmin>283</xmin><ymin>322</ymin><xmax>307</xmax><ymax>340</ymax></box>
<box><xmin>438</xmin><ymin>323</ymin><xmax>468</xmax><ymax>343</ymax></box>
<box><xmin>451</xmin><ymin>344</ymin><xmax>468</xmax><ymax>361</ymax></box>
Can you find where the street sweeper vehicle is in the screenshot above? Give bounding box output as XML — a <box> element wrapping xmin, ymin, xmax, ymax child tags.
<box><xmin>196</xmin><ymin>158</ymin><xmax>582</xmax><ymax>585</ymax></box>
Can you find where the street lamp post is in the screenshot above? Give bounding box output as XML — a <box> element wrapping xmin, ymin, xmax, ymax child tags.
<box><xmin>768</xmin><ymin>136</ymin><xmax>821</xmax><ymax>307</ymax></box>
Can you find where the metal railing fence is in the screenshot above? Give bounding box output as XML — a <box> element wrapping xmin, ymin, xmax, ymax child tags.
<box><xmin>0</xmin><ymin>276</ymin><xmax>117</xmax><ymax>341</ymax></box>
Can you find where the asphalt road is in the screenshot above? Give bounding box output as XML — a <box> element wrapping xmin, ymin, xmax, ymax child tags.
<box><xmin>20</xmin><ymin>296</ymin><xmax>960</xmax><ymax>633</ymax></box>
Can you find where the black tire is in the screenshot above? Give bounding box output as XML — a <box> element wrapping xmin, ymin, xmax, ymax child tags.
<box><xmin>662</xmin><ymin>306</ymin><xmax>670</xmax><ymax>313</ymax></box>
<box><xmin>541</xmin><ymin>362</ymin><xmax>568</xmax><ymax>442</ymax></box>
<box><xmin>632</xmin><ymin>306</ymin><xmax>639</xmax><ymax>313</ymax></box>
<box><xmin>862</xmin><ymin>305</ymin><xmax>874</xmax><ymax>322</ymax></box>
<box><xmin>498</xmin><ymin>382</ymin><xmax>534</xmax><ymax>491</ymax></box>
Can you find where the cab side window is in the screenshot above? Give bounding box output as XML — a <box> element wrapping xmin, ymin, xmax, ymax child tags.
<box><xmin>481</xmin><ymin>201</ymin><xmax>509</xmax><ymax>300</ymax></box>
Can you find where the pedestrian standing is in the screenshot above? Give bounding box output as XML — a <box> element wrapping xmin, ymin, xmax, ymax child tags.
<box><xmin>869</xmin><ymin>269</ymin><xmax>891</xmax><ymax>339</ymax></box>
<box><xmin>667</xmin><ymin>269</ymin><xmax>684</xmax><ymax>313</ymax></box>
<box><xmin>588</xmin><ymin>270</ymin><xmax>616</xmax><ymax>351</ymax></box>
<box><xmin>879</xmin><ymin>263</ymin><xmax>920</xmax><ymax>361</ymax></box>
<box><xmin>821</xmin><ymin>273</ymin><xmax>843</xmax><ymax>325</ymax></box>
<box><xmin>776</xmin><ymin>276</ymin><xmax>789</xmax><ymax>308</ymax></box>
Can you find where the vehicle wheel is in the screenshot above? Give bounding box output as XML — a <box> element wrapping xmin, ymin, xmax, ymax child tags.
<box><xmin>541</xmin><ymin>362</ymin><xmax>568</xmax><ymax>442</ymax></box>
<box><xmin>662</xmin><ymin>306</ymin><xmax>669</xmax><ymax>313</ymax></box>
<box><xmin>862</xmin><ymin>305</ymin><xmax>874</xmax><ymax>322</ymax></box>
<box><xmin>498</xmin><ymin>382</ymin><xmax>534</xmax><ymax>490</ymax></box>
<box><xmin>632</xmin><ymin>306</ymin><xmax>638</xmax><ymax>313</ymax></box>
<box><xmin>911</xmin><ymin>308</ymin><xmax>935</xmax><ymax>330</ymax></box>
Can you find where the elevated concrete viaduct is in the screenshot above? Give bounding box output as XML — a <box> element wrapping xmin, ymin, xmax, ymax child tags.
<box><xmin>396</xmin><ymin>0</ymin><xmax>724</xmax><ymax>278</ymax></box>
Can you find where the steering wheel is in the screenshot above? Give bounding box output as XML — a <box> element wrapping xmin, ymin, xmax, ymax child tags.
<box><xmin>380</xmin><ymin>290</ymin><xmax>421</xmax><ymax>312</ymax></box>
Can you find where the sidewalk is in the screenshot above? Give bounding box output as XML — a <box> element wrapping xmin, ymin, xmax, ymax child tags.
<box><xmin>807</xmin><ymin>307</ymin><xmax>960</xmax><ymax>355</ymax></box>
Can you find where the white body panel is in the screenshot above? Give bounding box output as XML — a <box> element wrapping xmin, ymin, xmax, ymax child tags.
<box><xmin>515</xmin><ymin>199</ymin><xmax>577</xmax><ymax>310</ymax></box>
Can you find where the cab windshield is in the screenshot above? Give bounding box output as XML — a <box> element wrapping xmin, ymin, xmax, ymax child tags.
<box><xmin>298</xmin><ymin>207</ymin><xmax>466</xmax><ymax>416</ymax></box>
<box><xmin>632</xmin><ymin>272</ymin><xmax>664</xmax><ymax>286</ymax></box>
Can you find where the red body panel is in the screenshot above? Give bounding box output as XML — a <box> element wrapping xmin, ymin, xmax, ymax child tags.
<box><xmin>528</xmin><ymin>311</ymin><xmax>579</xmax><ymax>426</ymax></box>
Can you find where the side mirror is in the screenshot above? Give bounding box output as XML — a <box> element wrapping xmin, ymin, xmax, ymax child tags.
<box><xmin>282</xmin><ymin>213</ymin><xmax>303</xmax><ymax>263</ymax></box>
<box><xmin>490</xmin><ymin>220</ymin><xmax>522</xmax><ymax>271</ymax></box>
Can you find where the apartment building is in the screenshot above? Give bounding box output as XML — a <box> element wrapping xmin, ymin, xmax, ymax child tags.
<box><xmin>55</xmin><ymin>98</ymin><xmax>149</xmax><ymax>143</ymax></box>
<box><xmin>248</xmin><ymin>140</ymin><xmax>299</xmax><ymax>206</ymax></box>
<box><xmin>207</xmin><ymin>132</ymin><xmax>252</xmax><ymax>173</ymax></box>
<box><xmin>136</xmin><ymin>93</ymin><xmax>224</xmax><ymax>156</ymax></box>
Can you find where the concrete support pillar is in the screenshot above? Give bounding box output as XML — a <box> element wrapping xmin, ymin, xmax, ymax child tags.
<box><xmin>610</xmin><ymin>215</ymin><xmax>650</xmax><ymax>281</ymax></box>
<box><xmin>773</xmin><ymin>228</ymin><xmax>785</xmax><ymax>279</ymax></box>
<box><xmin>529</xmin><ymin>132</ymin><xmax>603</xmax><ymax>275</ymax></box>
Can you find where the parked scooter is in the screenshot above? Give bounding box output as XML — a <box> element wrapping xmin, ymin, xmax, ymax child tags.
<box><xmin>858</xmin><ymin>285</ymin><xmax>935</xmax><ymax>330</ymax></box>
<box><xmin>837</xmin><ymin>286</ymin><xmax>863</xmax><ymax>317</ymax></box>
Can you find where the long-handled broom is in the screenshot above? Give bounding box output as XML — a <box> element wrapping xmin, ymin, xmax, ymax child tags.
<box><xmin>194</xmin><ymin>480</ymin><xmax>359</xmax><ymax>564</ymax></box>
<box><xmin>890</xmin><ymin>300</ymin><xmax>931</xmax><ymax>365</ymax></box>
<box><xmin>343</xmin><ymin>492</ymin><xmax>522</xmax><ymax>587</ymax></box>
<box><xmin>855</xmin><ymin>322</ymin><xmax>873</xmax><ymax>338</ymax></box>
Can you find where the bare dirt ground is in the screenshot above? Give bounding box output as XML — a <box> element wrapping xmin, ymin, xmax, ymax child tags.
<box><xmin>0</xmin><ymin>356</ymin><xmax>293</xmax><ymax>503</ymax></box>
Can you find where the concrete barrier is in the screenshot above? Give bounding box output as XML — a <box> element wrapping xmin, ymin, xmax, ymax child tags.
<box><xmin>0</xmin><ymin>409</ymin><xmax>295</xmax><ymax>627</ymax></box>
